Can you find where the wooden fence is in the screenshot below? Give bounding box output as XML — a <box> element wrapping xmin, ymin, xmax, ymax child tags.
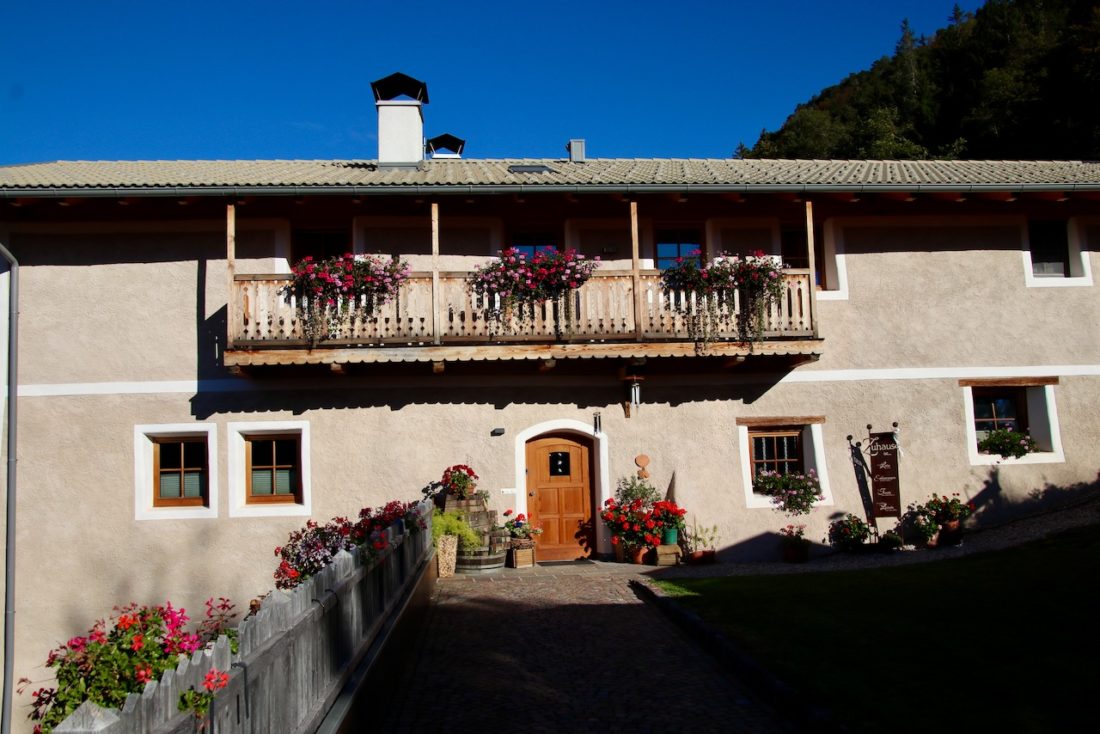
<box><xmin>55</xmin><ymin>501</ymin><xmax>435</xmax><ymax>734</ymax></box>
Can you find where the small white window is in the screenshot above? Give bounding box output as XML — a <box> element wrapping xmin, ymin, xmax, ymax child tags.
<box><xmin>1023</xmin><ymin>218</ymin><xmax>1092</xmax><ymax>288</ymax></box>
<box><xmin>134</xmin><ymin>424</ymin><xmax>218</xmax><ymax>521</ymax></box>
<box><xmin>737</xmin><ymin>419</ymin><xmax>834</xmax><ymax>509</ymax></box>
<box><xmin>228</xmin><ymin>421</ymin><xmax>312</xmax><ymax>517</ymax></box>
<box><xmin>962</xmin><ymin>381</ymin><xmax>1064</xmax><ymax>465</ymax></box>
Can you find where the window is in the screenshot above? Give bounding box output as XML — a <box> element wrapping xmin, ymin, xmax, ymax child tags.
<box><xmin>749</xmin><ymin>428</ymin><xmax>803</xmax><ymax>485</ymax></box>
<box><xmin>510</xmin><ymin>232</ymin><xmax>558</xmax><ymax>260</ymax></box>
<box><xmin>1023</xmin><ymin>217</ymin><xmax>1092</xmax><ymax>287</ymax></box>
<box><xmin>1028</xmin><ymin>221</ymin><xmax>1070</xmax><ymax>278</ymax></box>
<box><xmin>153</xmin><ymin>437</ymin><xmax>208</xmax><ymax>507</ymax></box>
<box><xmin>134</xmin><ymin>424</ymin><xmax>218</xmax><ymax>521</ymax></box>
<box><xmin>656</xmin><ymin>229</ymin><xmax>703</xmax><ymax>270</ymax></box>
<box><xmin>971</xmin><ymin>387</ymin><xmax>1027</xmax><ymax>440</ymax></box>
<box><xmin>780</xmin><ymin>225</ymin><xmax>826</xmax><ymax>288</ymax></box>
<box><xmin>737</xmin><ymin>417</ymin><xmax>833</xmax><ymax>509</ymax></box>
<box><xmin>228</xmin><ymin>421</ymin><xmax>312</xmax><ymax>517</ymax></box>
<box><xmin>292</xmin><ymin>228</ymin><xmax>351</xmax><ymax>262</ymax></box>
<box><xmin>245</xmin><ymin>434</ymin><xmax>301</xmax><ymax>503</ymax></box>
<box><xmin>961</xmin><ymin>379</ymin><xmax>1064</xmax><ymax>465</ymax></box>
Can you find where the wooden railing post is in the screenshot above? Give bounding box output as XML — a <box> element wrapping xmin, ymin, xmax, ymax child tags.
<box><xmin>805</xmin><ymin>200</ymin><xmax>819</xmax><ymax>338</ymax></box>
<box><xmin>226</xmin><ymin>204</ymin><xmax>236</xmax><ymax>348</ymax></box>
<box><xmin>630</xmin><ymin>201</ymin><xmax>643</xmax><ymax>341</ymax></box>
<box><xmin>431</xmin><ymin>202</ymin><xmax>442</xmax><ymax>345</ymax></box>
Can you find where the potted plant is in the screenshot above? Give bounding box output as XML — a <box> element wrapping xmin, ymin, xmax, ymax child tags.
<box><xmin>877</xmin><ymin>529</ymin><xmax>904</xmax><ymax>553</ymax></box>
<box><xmin>977</xmin><ymin>428</ymin><xmax>1037</xmax><ymax>459</ymax></box>
<box><xmin>431</xmin><ymin>509</ymin><xmax>482</xmax><ymax>578</ymax></box>
<box><xmin>650</xmin><ymin>500</ymin><xmax>687</xmax><ymax>545</ymax></box>
<box><xmin>779</xmin><ymin>524</ymin><xmax>810</xmax><ymax>563</ymax></box>
<box><xmin>683</xmin><ymin>520</ymin><xmax>720</xmax><ymax>564</ymax></box>
<box><xmin>600</xmin><ymin>498</ymin><xmax>658</xmax><ymax>564</ymax></box>
<box><xmin>827</xmin><ymin>513</ymin><xmax>872</xmax><ymax>552</ymax></box>
<box><xmin>901</xmin><ymin>493</ymin><xmax>975</xmax><ymax>547</ymax></box>
<box><xmin>468</xmin><ymin>247</ymin><xmax>600</xmax><ymax>337</ymax></box>
<box><xmin>502</xmin><ymin>509</ymin><xmax>543</xmax><ymax>568</ymax></box>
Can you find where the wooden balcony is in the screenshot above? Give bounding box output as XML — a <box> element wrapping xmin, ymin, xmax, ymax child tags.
<box><xmin>224</xmin><ymin>271</ymin><xmax>820</xmax><ymax>367</ymax></box>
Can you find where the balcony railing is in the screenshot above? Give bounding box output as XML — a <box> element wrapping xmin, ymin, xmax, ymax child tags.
<box><xmin>229</xmin><ymin>270</ymin><xmax>816</xmax><ymax>351</ymax></box>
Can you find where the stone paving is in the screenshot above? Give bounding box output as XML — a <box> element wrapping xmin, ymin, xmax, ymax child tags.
<box><xmin>378</xmin><ymin>562</ymin><xmax>795</xmax><ymax>733</ymax></box>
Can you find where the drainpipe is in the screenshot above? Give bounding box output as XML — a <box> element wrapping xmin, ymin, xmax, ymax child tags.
<box><xmin>0</xmin><ymin>241</ymin><xmax>17</xmax><ymax>734</ymax></box>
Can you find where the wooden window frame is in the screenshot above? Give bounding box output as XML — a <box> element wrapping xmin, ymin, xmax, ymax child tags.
<box><xmin>244</xmin><ymin>433</ymin><xmax>302</xmax><ymax>505</ymax></box>
<box><xmin>970</xmin><ymin>386</ymin><xmax>1029</xmax><ymax>438</ymax></box>
<box><xmin>151</xmin><ymin>436</ymin><xmax>208</xmax><ymax>508</ymax></box>
<box><xmin>748</xmin><ymin>427</ymin><xmax>805</xmax><ymax>490</ymax></box>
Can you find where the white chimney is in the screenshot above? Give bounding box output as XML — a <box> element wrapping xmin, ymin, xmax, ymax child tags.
<box><xmin>370</xmin><ymin>73</ymin><xmax>429</xmax><ymax>166</ymax></box>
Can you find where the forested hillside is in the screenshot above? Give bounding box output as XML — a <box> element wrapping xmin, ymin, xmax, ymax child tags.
<box><xmin>740</xmin><ymin>0</ymin><xmax>1100</xmax><ymax>160</ymax></box>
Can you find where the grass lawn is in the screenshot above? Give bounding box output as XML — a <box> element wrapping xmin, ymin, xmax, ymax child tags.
<box><xmin>655</xmin><ymin>524</ymin><xmax>1100</xmax><ymax>733</ymax></box>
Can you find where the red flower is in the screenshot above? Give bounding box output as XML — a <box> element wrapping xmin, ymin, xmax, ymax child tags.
<box><xmin>130</xmin><ymin>634</ymin><xmax>144</xmax><ymax>651</ymax></box>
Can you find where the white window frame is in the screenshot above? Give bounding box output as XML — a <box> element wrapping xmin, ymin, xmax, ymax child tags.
<box><xmin>134</xmin><ymin>423</ymin><xmax>218</xmax><ymax>521</ymax></box>
<box><xmin>738</xmin><ymin>422</ymin><xmax>834</xmax><ymax>509</ymax></box>
<box><xmin>963</xmin><ymin>384</ymin><xmax>1064</xmax><ymax>465</ymax></box>
<box><xmin>228</xmin><ymin>420</ymin><xmax>312</xmax><ymax>517</ymax></box>
<box><xmin>1022</xmin><ymin>217</ymin><xmax>1093</xmax><ymax>288</ymax></box>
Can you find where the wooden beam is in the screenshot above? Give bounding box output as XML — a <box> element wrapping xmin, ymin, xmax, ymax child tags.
<box><xmin>958</xmin><ymin>377</ymin><xmax>1058</xmax><ymax>387</ymax></box>
<box><xmin>431</xmin><ymin>201</ymin><xmax>441</xmax><ymax>345</ymax></box>
<box><xmin>736</xmin><ymin>416</ymin><xmax>826</xmax><ymax>427</ymax></box>
<box><xmin>432</xmin><ymin>361</ymin><xmax>445</xmax><ymax>374</ymax></box>
<box><xmin>538</xmin><ymin>359</ymin><xmax>557</xmax><ymax>372</ymax></box>
<box><xmin>330</xmin><ymin>363</ymin><xmax>347</xmax><ymax>375</ymax></box>
<box><xmin>805</xmin><ymin>200</ymin><xmax>819</xmax><ymax>339</ymax></box>
<box><xmin>630</xmin><ymin>201</ymin><xmax>643</xmax><ymax>342</ymax></box>
<box><xmin>223</xmin><ymin>339</ymin><xmax>824</xmax><ymax>367</ymax></box>
<box><xmin>226</xmin><ymin>204</ymin><xmax>236</xmax><ymax>350</ymax></box>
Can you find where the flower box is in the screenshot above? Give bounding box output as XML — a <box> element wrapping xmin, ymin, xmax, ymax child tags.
<box><xmin>508</xmin><ymin>546</ymin><xmax>535</xmax><ymax>568</ymax></box>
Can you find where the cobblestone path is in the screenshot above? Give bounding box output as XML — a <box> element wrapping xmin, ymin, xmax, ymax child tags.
<box><xmin>376</xmin><ymin>568</ymin><xmax>793</xmax><ymax>733</ymax></box>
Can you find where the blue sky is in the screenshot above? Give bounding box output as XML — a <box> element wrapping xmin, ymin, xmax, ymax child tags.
<box><xmin>0</xmin><ymin>0</ymin><xmax>984</xmax><ymax>164</ymax></box>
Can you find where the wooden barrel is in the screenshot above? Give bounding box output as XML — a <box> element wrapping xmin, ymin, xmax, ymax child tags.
<box><xmin>455</xmin><ymin>546</ymin><xmax>507</xmax><ymax>574</ymax></box>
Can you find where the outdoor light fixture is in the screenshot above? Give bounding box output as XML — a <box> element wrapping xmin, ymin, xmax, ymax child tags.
<box><xmin>490</xmin><ymin>427</ymin><xmax>505</xmax><ymax>437</ymax></box>
<box><xmin>593</xmin><ymin>412</ymin><xmax>602</xmax><ymax>435</ymax></box>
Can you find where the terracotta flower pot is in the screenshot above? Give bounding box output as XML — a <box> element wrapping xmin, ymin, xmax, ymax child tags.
<box><xmin>688</xmin><ymin>549</ymin><xmax>716</xmax><ymax>565</ymax></box>
<box><xmin>628</xmin><ymin>546</ymin><xmax>649</xmax><ymax>565</ymax></box>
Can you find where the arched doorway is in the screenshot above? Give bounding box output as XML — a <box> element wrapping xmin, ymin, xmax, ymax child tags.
<box><xmin>525</xmin><ymin>432</ymin><xmax>595</xmax><ymax>561</ymax></box>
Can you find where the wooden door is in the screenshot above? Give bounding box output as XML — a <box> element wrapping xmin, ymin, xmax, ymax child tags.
<box><xmin>525</xmin><ymin>434</ymin><xmax>594</xmax><ymax>561</ymax></box>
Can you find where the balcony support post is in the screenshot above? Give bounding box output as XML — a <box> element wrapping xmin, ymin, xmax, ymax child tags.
<box><xmin>226</xmin><ymin>204</ymin><xmax>236</xmax><ymax>349</ymax></box>
<box><xmin>630</xmin><ymin>201</ymin><xmax>643</xmax><ymax>341</ymax></box>
<box><xmin>805</xmin><ymin>200</ymin><xmax>818</xmax><ymax>338</ymax></box>
<box><xmin>431</xmin><ymin>201</ymin><xmax>442</xmax><ymax>345</ymax></box>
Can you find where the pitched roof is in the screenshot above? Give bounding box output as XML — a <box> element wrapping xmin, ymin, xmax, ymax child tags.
<box><xmin>2</xmin><ymin>158</ymin><xmax>1098</xmax><ymax>196</ymax></box>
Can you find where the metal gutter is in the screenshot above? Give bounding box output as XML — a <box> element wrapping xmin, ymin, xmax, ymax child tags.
<box><xmin>2</xmin><ymin>181</ymin><xmax>1100</xmax><ymax>198</ymax></box>
<box><xmin>0</xmin><ymin>239</ymin><xmax>17</xmax><ymax>734</ymax></box>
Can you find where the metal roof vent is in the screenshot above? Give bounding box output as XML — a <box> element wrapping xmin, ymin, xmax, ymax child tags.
<box><xmin>427</xmin><ymin>133</ymin><xmax>465</xmax><ymax>159</ymax></box>
<box><xmin>567</xmin><ymin>139</ymin><xmax>586</xmax><ymax>163</ymax></box>
<box><xmin>370</xmin><ymin>72</ymin><xmax>429</xmax><ymax>166</ymax></box>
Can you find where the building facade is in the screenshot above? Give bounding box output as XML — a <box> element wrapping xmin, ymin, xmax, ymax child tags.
<box><xmin>1</xmin><ymin>75</ymin><xmax>1098</xmax><ymax>712</ymax></box>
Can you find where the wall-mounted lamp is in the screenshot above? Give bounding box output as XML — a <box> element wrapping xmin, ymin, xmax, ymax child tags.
<box><xmin>593</xmin><ymin>412</ymin><xmax>602</xmax><ymax>435</ymax></box>
<box><xmin>490</xmin><ymin>427</ymin><xmax>505</xmax><ymax>437</ymax></box>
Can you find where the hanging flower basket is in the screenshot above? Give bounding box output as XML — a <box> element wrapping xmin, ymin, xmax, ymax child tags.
<box><xmin>660</xmin><ymin>250</ymin><xmax>786</xmax><ymax>352</ymax></box>
<box><xmin>468</xmin><ymin>248</ymin><xmax>600</xmax><ymax>337</ymax></box>
<box><xmin>282</xmin><ymin>253</ymin><xmax>411</xmax><ymax>343</ymax></box>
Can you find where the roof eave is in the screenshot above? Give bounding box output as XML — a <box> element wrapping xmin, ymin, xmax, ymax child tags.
<box><xmin>1</xmin><ymin>182</ymin><xmax>1098</xmax><ymax>198</ymax></box>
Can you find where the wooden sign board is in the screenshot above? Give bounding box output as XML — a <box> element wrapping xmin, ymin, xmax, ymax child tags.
<box><xmin>867</xmin><ymin>432</ymin><xmax>901</xmax><ymax>517</ymax></box>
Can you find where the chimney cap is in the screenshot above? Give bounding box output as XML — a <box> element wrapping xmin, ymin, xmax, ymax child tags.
<box><xmin>427</xmin><ymin>133</ymin><xmax>465</xmax><ymax>157</ymax></box>
<box><xmin>371</xmin><ymin>72</ymin><xmax>430</xmax><ymax>103</ymax></box>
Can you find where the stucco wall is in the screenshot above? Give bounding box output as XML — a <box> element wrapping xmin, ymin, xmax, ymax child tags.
<box><xmin>3</xmin><ymin>212</ymin><xmax>1100</xmax><ymax>728</ymax></box>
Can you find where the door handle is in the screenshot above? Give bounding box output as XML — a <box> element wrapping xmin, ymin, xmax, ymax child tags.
<box><xmin>528</xmin><ymin>492</ymin><xmax>535</xmax><ymax>497</ymax></box>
